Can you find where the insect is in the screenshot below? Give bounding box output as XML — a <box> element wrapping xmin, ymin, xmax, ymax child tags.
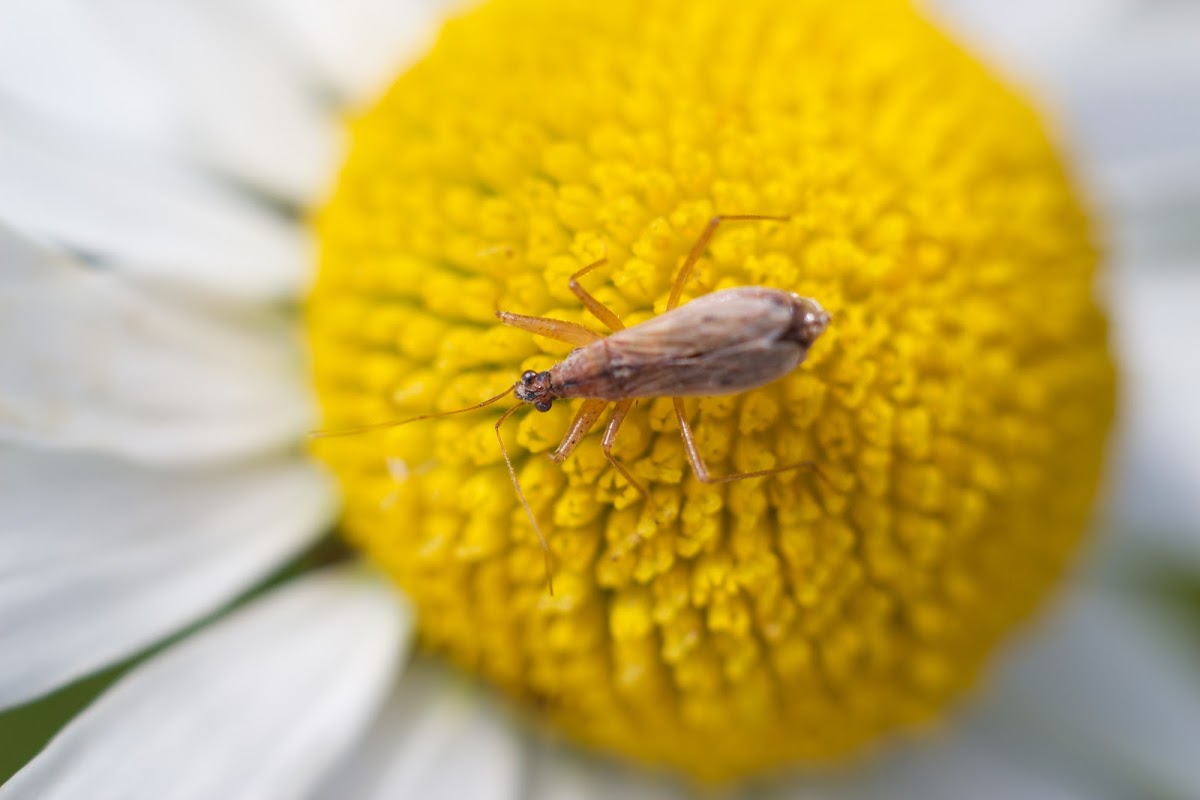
<box><xmin>315</xmin><ymin>215</ymin><xmax>831</xmax><ymax>593</ymax></box>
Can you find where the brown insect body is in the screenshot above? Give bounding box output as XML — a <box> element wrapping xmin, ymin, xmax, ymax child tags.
<box><xmin>315</xmin><ymin>215</ymin><xmax>831</xmax><ymax>594</ymax></box>
<box><xmin>549</xmin><ymin>287</ymin><xmax>828</xmax><ymax>402</ymax></box>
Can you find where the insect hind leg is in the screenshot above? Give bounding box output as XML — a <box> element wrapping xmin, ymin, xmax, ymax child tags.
<box><xmin>672</xmin><ymin>397</ymin><xmax>817</xmax><ymax>484</ymax></box>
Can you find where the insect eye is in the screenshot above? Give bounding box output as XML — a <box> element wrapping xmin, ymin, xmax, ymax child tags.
<box><xmin>521</xmin><ymin>370</ymin><xmax>537</xmax><ymax>383</ymax></box>
<box><xmin>535</xmin><ymin>400</ymin><xmax>552</xmax><ymax>412</ymax></box>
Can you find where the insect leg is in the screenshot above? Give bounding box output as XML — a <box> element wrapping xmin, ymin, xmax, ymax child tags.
<box><xmin>667</xmin><ymin>214</ymin><xmax>791</xmax><ymax>311</ymax></box>
<box><xmin>495</xmin><ymin>310</ymin><xmax>603</xmax><ymax>346</ymax></box>
<box><xmin>551</xmin><ymin>398</ymin><xmax>609</xmax><ymax>463</ymax></box>
<box><xmin>495</xmin><ymin>402</ymin><xmax>555</xmax><ymax>594</ymax></box>
<box><xmin>673</xmin><ymin>397</ymin><xmax>816</xmax><ymax>484</ymax></box>
<box><xmin>569</xmin><ymin>249</ymin><xmax>625</xmax><ymax>333</ymax></box>
<box><xmin>601</xmin><ymin>399</ymin><xmax>650</xmax><ymax>501</ymax></box>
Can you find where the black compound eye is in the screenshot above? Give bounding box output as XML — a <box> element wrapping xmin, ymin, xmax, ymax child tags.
<box><xmin>534</xmin><ymin>400</ymin><xmax>552</xmax><ymax>412</ymax></box>
<box><xmin>521</xmin><ymin>370</ymin><xmax>537</xmax><ymax>383</ymax></box>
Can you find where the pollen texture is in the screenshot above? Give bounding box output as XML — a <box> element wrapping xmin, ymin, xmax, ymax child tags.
<box><xmin>309</xmin><ymin>0</ymin><xmax>1116</xmax><ymax>781</ymax></box>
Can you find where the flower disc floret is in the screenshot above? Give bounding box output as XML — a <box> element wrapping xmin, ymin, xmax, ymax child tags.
<box><xmin>310</xmin><ymin>0</ymin><xmax>1116</xmax><ymax>781</ymax></box>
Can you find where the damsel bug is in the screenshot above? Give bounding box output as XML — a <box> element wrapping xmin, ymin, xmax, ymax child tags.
<box><xmin>315</xmin><ymin>215</ymin><xmax>831</xmax><ymax>592</ymax></box>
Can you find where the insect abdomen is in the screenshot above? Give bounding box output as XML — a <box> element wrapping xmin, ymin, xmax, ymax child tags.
<box><xmin>551</xmin><ymin>287</ymin><xmax>827</xmax><ymax>401</ymax></box>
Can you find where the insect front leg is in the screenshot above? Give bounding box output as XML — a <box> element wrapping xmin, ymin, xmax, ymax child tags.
<box><xmin>672</xmin><ymin>397</ymin><xmax>816</xmax><ymax>484</ymax></box>
<box><xmin>495</xmin><ymin>310</ymin><xmax>603</xmax><ymax>346</ymax></box>
<box><xmin>551</xmin><ymin>398</ymin><xmax>609</xmax><ymax>463</ymax></box>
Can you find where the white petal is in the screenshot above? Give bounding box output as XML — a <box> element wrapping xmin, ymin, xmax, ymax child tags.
<box><xmin>1105</xmin><ymin>268</ymin><xmax>1200</xmax><ymax>561</ymax></box>
<box><xmin>973</xmin><ymin>585</ymin><xmax>1200</xmax><ymax>797</ymax></box>
<box><xmin>755</xmin><ymin>738</ymin><xmax>1100</xmax><ymax>800</ymax></box>
<box><xmin>240</xmin><ymin>0</ymin><xmax>456</xmax><ymax>104</ymax></box>
<box><xmin>757</xmin><ymin>587</ymin><xmax>1200</xmax><ymax>800</ymax></box>
<box><xmin>1071</xmin><ymin>8</ymin><xmax>1200</xmax><ymax>279</ymax></box>
<box><xmin>820</xmin><ymin>735</ymin><xmax>1107</xmax><ymax>800</ymax></box>
<box><xmin>1108</xmin><ymin>175</ymin><xmax>1200</xmax><ymax>275</ymax></box>
<box><xmin>0</xmin><ymin>227</ymin><xmax>313</xmax><ymax>465</ymax></box>
<box><xmin>524</xmin><ymin>741</ymin><xmax>689</xmax><ymax>800</ymax></box>
<box><xmin>312</xmin><ymin>658</ymin><xmax>695</xmax><ymax>800</ymax></box>
<box><xmin>0</xmin><ymin>445</ymin><xmax>335</xmax><ymax>710</ymax></box>
<box><xmin>0</xmin><ymin>0</ymin><xmax>180</xmax><ymax>153</ymax></box>
<box><xmin>0</xmin><ymin>109</ymin><xmax>309</xmax><ymax>300</ymax></box>
<box><xmin>309</xmin><ymin>659</ymin><xmax>524</xmax><ymax>800</ymax></box>
<box><xmin>0</xmin><ymin>0</ymin><xmax>340</xmax><ymax>203</ymax></box>
<box><xmin>928</xmin><ymin>3</ymin><xmax>1200</xmax><ymax>556</ymax></box>
<box><xmin>928</xmin><ymin>1</ymin><xmax>1200</xmax><ymax>244</ymax></box>
<box><xmin>95</xmin><ymin>0</ymin><xmax>341</xmax><ymax>202</ymax></box>
<box><xmin>1055</xmin><ymin>5</ymin><xmax>1200</xmax><ymax>174</ymax></box>
<box><xmin>923</xmin><ymin>0</ymin><xmax>1135</xmax><ymax>89</ymax></box>
<box><xmin>1</xmin><ymin>566</ymin><xmax>409</xmax><ymax>800</ymax></box>
<box><xmin>753</xmin><ymin>731</ymin><xmax>1105</xmax><ymax>800</ymax></box>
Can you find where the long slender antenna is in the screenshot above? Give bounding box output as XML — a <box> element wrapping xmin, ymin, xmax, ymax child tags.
<box><xmin>495</xmin><ymin>402</ymin><xmax>554</xmax><ymax>595</ymax></box>
<box><xmin>308</xmin><ymin>384</ymin><xmax>517</xmax><ymax>440</ymax></box>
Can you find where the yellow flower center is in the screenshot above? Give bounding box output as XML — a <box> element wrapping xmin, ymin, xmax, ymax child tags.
<box><xmin>309</xmin><ymin>0</ymin><xmax>1115</xmax><ymax>782</ymax></box>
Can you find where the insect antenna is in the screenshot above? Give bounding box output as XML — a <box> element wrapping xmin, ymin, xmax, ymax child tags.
<box><xmin>494</xmin><ymin>402</ymin><xmax>555</xmax><ymax>595</ymax></box>
<box><xmin>309</xmin><ymin>384</ymin><xmax>556</xmax><ymax>594</ymax></box>
<box><xmin>308</xmin><ymin>384</ymin><xmax>517</xmax><ymax>440</ymax></box>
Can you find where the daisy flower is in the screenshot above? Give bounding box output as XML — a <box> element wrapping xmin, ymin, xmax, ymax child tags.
<box><xmin>2</xmin><ymin>0</ymin><xmax>1198</xmax><ymax>797</ymax></box>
